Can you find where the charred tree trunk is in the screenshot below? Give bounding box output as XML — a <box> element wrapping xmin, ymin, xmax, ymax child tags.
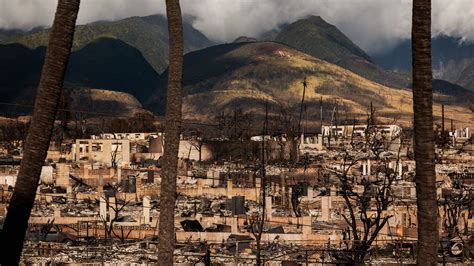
<box><xmin>0</xmin><ymin>1</ymin><xmax>80</xmax><ymax>264</ymax></box>
<box><xmin>157</xmin><ymin>0</ymin><xmax>184</xmax><ymax>264</ymax></box>
<box><xmin>412</xmin><ymin>0</ymin><xmax>439</xmax><ymax>264</ymax></box>
<box><xmin>256</xmin><ymin>103</ymin><xmax>269</xmax><ymax>266</ymax></box>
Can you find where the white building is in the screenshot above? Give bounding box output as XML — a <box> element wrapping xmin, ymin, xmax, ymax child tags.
<box><xmin>321</xmin><ymin>124</ymin><xmax>402</xmax><ymax>138</ymax></box>
<box><xmin>72</xmin><ymin>139</ymin><xmax>130</xmax><ymax>167</ymax></box>
<box><xmin>450</xmin><ymin>128</ymin><xmax>471</xmax><ymax>140</ymax></box>
<box><xmin>95</xmin><ymin>132</ymin><xmax>163</xmax><ymax>141</ymax></box>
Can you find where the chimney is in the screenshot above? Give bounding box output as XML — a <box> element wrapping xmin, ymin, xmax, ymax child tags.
<box><xmin>231</xmin><ymin>216</ymin><xmax>239</xmax><ymax>234</ymax></box>
<box><xmin>398</xmin><ymin>161</ymin><xmax>403</xmax><ymax>178</ymax></box>
<box><xmin>367</xmin><ymin>159</ymin><xmax>371</xmax><ymax>176</ymax></box>
<box><xmin>226</xmin><ymin>179</ymin><xmax>233</xmax><ymax>198</ymax></box>
<box><xmin>117</xmin><ymin>167</ymin><xmax>122</xmax><ymax>183</ymax></box>
<box><xmin>100</xmin><ymin>197</ymin><xmax>107</xmax><ymax>221</ymax></box>
<box><xmin>143</xmin><ymin>196</ymin><xmax>151</xmax><ymax>225</ymax></box>
<box><xmin>108</xmin><ymin>197</ymin><xmax>116</xmax><ymax>221</ymax></box>
<box><xmin>321</xmin><ymin>196</ymin><xmax>330</xmax><ymax>221</ymax></box>
<box><xmin>265</xmin><ymin>196</ymin><xmax>272</xmax><ymax>220</ymax></box>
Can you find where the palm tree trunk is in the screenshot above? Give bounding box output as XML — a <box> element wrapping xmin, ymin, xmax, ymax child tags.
<box><xmin>157</xmin><ymin>0</ymin><xmax>184</xmax><ymax>264</ymax></box>
<box><xmin>411</xmin><ymin>0</ymin><xmax>439</xmax><ymax>264</ymax></box>
<box><xmin>0</xmin><ymin>0</ymin><xmax>81</xmax><ymax>264</ymax></box>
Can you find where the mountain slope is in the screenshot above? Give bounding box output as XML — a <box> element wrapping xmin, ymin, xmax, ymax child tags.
<box><xmin>0</xmin><ymin>44</ymin><xmax>45</xmax><ymax>104</ymax></box>
<box><xmin>148</xmin><ymin>42</ymin><xmax>472</xmax><ymax>126</ymax></box>
<box><xmin>432</xmin><ymin>79</ymin><xmax>474</xmax><ymax>109</ymax></box>
<box><xmin>372</xmin><ymin>36</ymin><xmax>474</xmax><ymax>90</ymax></box>
<box><xmin>275</xmin><ymin>16</ymin><xmax>371</xmax><ymax>63</ymax></box>
<box><xmin>66</xmin><ymin>37</ymin><xmax>159</xmax><ymax>102</ymax></box>
<box><xmin>3</xmin><ymin>14</ymin><xmax>213</xmax><ymax>73</ymax></box>
<box><xmin>0</xmin><ymin>29</ymin><xmax>24</xmax><ymax>42</ymax></box>
<box><xmin>263</xmin><ymin>16</ymin><xmax>410</xmax><ymax>88</ymax></box>
<box><xmin>0</xmin><ymin>38</ymin><xmax>160</xmax><ymax>114</ymax></box>
<box><xmin>67</xmin><ymin>87</ymin><xmax>148</xmax><ymax>117</ymax></box>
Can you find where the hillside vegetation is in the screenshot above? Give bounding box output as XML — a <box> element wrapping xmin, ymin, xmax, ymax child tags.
<box><xmin>1</xmin><ymin>15</ymin><xmax>471</xmax><ymax>127</ymax></box>
<box><xmin>0</xmin><ymin>39</ymin><xmax>159</xmax><ymax>115</ymax></box>
<box><xmin>4</xmin><ymin>15</ymin><xmax>213</xmax><ymax>73</ymax></box>
<box><xmin>149</xmin><ymin>42</ymin><xmax>473</xmax><ymax>127</ymax></box>
<box><xmin>67</xmin><ymin>88</ymin><xmax>148</xmax><ymax>117</ymax></box>
<box><xmin>263</xmin><ymin>16</ymin><xmax>410</xmax><ymax>88</ymax></box>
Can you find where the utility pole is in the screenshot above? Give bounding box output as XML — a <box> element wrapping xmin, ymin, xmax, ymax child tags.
<box><xmin>442</xmin><ymin>104</ymin><xmax>445</xmax><ymax>133</ymax></box>
<box><xmin>257</xmin><ymin>102</ymin><xmax>269</xmax><ymax>266</ymax></box>
<box><xmin>298</xmin><ymin>77</ymin><xmax>308</xmax><ymax>136</ymax></box>
<box><xmin>369</xmin><ymin>101</ymin><xmax>374</xmax><ymax>126</ymax></box>
<box><xmin>320</xmin><ymin>96</ymin><xmax>323</xmax><ymax>128</ymax></box>
<box><xmin>303</xmin><ymin>105</ymin><xmax>308</xmax><ymax>136</ymax></box>
<box><xmin>328</xmin><ymin>100</ymin><xmax>338</xmax><ymax>149</ymax></box>
<box><xmin>334</xmin><ymin>100</ymin><xmax>339</xmax><ymax>141</ymax></box>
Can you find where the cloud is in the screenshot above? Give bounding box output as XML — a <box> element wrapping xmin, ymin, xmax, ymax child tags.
<box><xmin>432</xmin><ymin>1</ymin><xmax>474</xmax><ymax>43</ymax></box>
<box><xmin>1</xmin><ymin>0</ymin><xmax>473</xmax><ymax>54</ymax></box>
<box><xmin>0</xmin><ymin>0</ymin><xmax>165</xmax><ymax>29</ymax></box>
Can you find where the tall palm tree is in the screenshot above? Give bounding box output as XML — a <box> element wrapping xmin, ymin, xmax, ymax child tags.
<box><xmin>0</xmin><ymin>0</ymin><xmax>81</xmax><ymax>264</ymax></box>
<box><xmin>157</xmin><ymin>0</ymin><xmax>184</xmax><ymax>264</ymax></box>
<box><xmin>411</xmin><ymin>0</ymin><xmax>439</xmax><ymax>264</ymax></box>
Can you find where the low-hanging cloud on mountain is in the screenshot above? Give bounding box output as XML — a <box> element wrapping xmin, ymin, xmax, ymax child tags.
<box><xmin>1</xmin><ymin>0</ymin><xmax>473</xmax><ymax>54</ymax></box>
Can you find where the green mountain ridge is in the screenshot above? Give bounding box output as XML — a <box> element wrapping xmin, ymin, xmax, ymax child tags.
<box><xmin>2</xmin><ymin>14</ymin><xmax>213</xmax><ymax>73</ymax></box>
<box><xmin>262</xmin><ymin>16</ymin><xmax>410</xmax><ymax>88</ymax></box>
<box><xmin>275</xmin><ymin>16</ymin><xmax>371</xmax><ymax>62</ymax></box>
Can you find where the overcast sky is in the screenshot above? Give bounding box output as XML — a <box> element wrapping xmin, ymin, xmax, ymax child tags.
<box><xmin>1</xmin><ymin>0</ymin><xmax>473</xmax><ymax>54</ymax></box>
